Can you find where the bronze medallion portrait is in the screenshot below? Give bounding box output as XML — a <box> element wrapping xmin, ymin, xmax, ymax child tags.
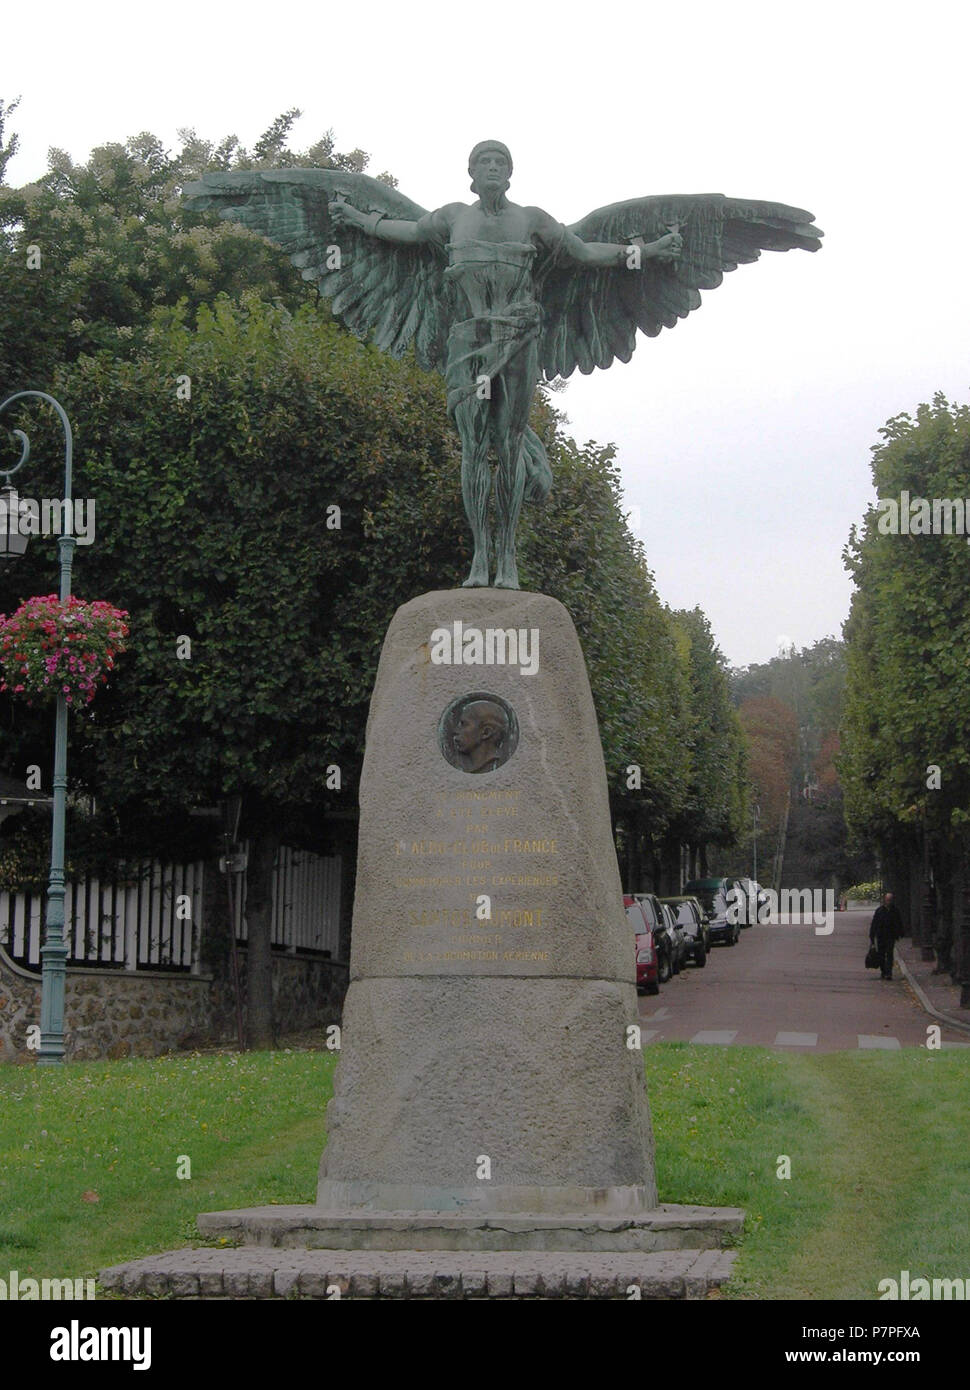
<box><xmin>438</xmin><ymin>692</ymin><xmax>518</xmax><ymax>774</ymax></box>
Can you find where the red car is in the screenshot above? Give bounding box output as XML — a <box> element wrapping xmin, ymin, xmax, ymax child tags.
<box><xmin>625</xmin><ymin>894</ymin><xmax>659</xmax><ymax>995</ymax></box>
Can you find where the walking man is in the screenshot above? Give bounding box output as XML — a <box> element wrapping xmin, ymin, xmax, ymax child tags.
<box><xmin>869</xmin><ymin>891</ymin><xmax>904</xmax><ymax>980</ymax></box>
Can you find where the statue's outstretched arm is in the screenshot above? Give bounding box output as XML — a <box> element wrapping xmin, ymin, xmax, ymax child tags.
<box><xmin>329</xmin><ymin>197</ymin><xmax>459</xmax><ymax>249</ymax></box>
<box><xmin>329</xmin><ymin>194</ymin><xmax>421</xmax><ymax>244</ymax></box>
<box><xmin>532</xmin><ymin>209</ymin><xmax>681</xmax><ymax>269</ymax></box>
<box><xmin>563</xmin><ymin>227</ymin><xmax>683</xmax><ymax>268</ymax></box>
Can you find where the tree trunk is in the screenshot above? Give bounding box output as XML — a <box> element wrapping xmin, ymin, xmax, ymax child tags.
<box><xmin>633</xmin><ymin>816</ymin><xmax>645</xmax><ymax>893</ymax></box>
<box><xmin>919</xmin><ymin>824</ymin><xmax>935</xmax><ymax>962</ymax></box>
<box><xmin>933</xmin><ymin>839</ymin><xmax>952</xmax><ymax>974</ymax></box>
<box><xmin>906</xmin><ymin>842</ymin><xmax>917</xmax><ymax>936</ymax></box>
<box><xmin>245</xmin><ymin>832</ymin><xmax>279</xmax><ymax>1049</ymax></box>
<box><xmin>950</xmin><ymin>839</ymin><xmax>967</xmax><ymax>1006</ymax></box>
<box><xmin>659</xmin><ymin>836</ymin><xmax>680</xmax><ymax>895</ymax></box>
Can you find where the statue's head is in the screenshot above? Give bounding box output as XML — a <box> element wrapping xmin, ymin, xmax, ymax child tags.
<box><xmin>468</xmin><ymin>140</ymin><xmax>512</xmax><ymax>196</ymax></box>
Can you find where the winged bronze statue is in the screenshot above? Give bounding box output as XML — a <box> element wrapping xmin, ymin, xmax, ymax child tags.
<box><xmin>185</xmin><ymin>141</ymin><xmax>822</xmax><ymax>590</ymax></box>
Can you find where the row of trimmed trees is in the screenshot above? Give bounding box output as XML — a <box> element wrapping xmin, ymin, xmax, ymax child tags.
<box><xmin>840</xmin><ymin>394</ymin><xmax>970</xmax><ymax>1000</ymax></box>
<box><xmin>0</xmin><ymin>107</ymin><xmax>749</xmax><ymax>1040</ymax></box>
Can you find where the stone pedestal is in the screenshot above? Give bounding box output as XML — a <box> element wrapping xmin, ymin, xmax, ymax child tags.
<box><xmin>317</xmin><ymin>588</ymin><xmax>656</xmax><ymax>1216</ymax></box>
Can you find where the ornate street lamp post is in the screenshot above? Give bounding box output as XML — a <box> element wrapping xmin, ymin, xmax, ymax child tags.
<box><xmin>1</xmin><ymin>391</ymin><xmax>77</xmax><ymax>1065</ymax></box>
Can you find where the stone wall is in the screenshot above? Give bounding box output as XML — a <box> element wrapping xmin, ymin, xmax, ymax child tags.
<box><xmin>204</xmin><ymin>948</ymin><xmax>349</xmax><ymax>1049</ymax></box>
<box><xmin>65</xmin><ymin>969</ymin><xmax>214</xmax><ymax>1061</ymax></box>
<box><xmin>0</xmin><ymin>944</ymin><xmax>348</xmax><ymax>1062</ymax></box>
<box><xmin>0</xmin><ymin>948</ymin><xmax>42</xmax><ymax>1062</ymax></box>
<box><xmin>272</xmin><ymin>953</ymin><xmax>348</xmax><ymax>1036</ymax></box>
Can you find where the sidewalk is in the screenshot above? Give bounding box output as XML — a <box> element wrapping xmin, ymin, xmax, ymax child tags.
<box><xmin>894</xmin><ymin>936</ymin><xmax>970</xmax><ymax>1034</ymax></box>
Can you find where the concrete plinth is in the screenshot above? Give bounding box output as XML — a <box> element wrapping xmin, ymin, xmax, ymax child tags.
<box><xmin>196</xmin><ymin>1202</ymin><xmax>745</xmax><ymax>1253</ymax></box>
<box><xmin>317</xmin><ymin>589</ymin><xmax>657</xmax><ymax>1214</ymax></box>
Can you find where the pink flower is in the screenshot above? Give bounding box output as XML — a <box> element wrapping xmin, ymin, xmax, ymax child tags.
<box><xmin>1</xmin><ymin>594</ymin><xmax>128</xmax><ymax>704</ymax></box>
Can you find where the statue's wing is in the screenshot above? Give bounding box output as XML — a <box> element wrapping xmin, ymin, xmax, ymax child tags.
<box><xmin>538</xmin><ymin>194</ymin><xmax>822</xmax><ymax>379</ymax></box>
<box><xmin>183</xmin><ymin>169</ymin><xmax>448</xmax><ymax>370</ymax></box>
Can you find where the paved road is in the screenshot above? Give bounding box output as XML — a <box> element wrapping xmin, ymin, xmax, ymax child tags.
<box><xmin>638</xmin><ymin>909</ymin><xmax>970</xmax><ymax>1051</ymax></box>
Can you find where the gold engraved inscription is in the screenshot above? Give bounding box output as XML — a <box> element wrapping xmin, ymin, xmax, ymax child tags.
<box><xmin>393</xmin><ymin>785</ymin><xmax>558</xmax><ymax>967</ymax></box>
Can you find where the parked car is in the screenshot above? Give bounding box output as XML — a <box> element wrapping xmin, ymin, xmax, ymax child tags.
<box><xmin>730</xmin><ymin>877</ymin><xmax>764</xmax><ymax>927</ymax></box>
<box><xmin>633</xmin><ymin>892</ymin><xmax>675</xmax><ymax>983</ymax></box>
<box><xmin>683</xmin><ymin>878</ymin><xmax>739</xmax><ymax>945</ymax></box>
<box><xmin>707</xmin><ymin>889</ymin><xmax>741</xmax><ymax>946</ymax></box>
<box><xmin>658</xmin><ymin>900</ymin><xmax>691</xmax><ymax>973</ymax></box>
<box><xmin>684</xmin><ymin>877</ymin><xmax>732</xmax><ymax>919</ymax></box>
<box><xmin>661</xmin><ymin>896</ymin><xmax>708</xmax><ymax>967</ymax></box>
<box><xmin>625</xmin><ymin>895</ymin><xmax>659</xmax><ymax>995</ymax></box>
<box><xmin>685</xmin><ymin>894</ymin><xmax>713</xmax><ymax>954</ymax></box>
<box><xmin>722</xmin><ymin>872</ymin><xmax>750</xmax><ymax>928</ymax></box>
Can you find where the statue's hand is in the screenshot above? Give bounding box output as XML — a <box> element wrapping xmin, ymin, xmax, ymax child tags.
<box><xmin>328</xmin><ymin>195</ymin><xmax>361</xmax><ymax>229</ymax></box>
<box><xmin>649</xmin><ymin>231</ymin><xmax>683</xmax><ymax>262</ymax></box>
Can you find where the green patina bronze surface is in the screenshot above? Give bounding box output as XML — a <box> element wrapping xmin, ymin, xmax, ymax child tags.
<box><xmin>185</xmin><ymin>145</ymin><xmax>822</xmax><ymax>590</ymax></box>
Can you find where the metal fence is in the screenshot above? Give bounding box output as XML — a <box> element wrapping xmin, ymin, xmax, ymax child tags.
<box><xmin>0</xmin><ymin>845</ymin><xmax>342</xmax><ymax>975</ymax></box>
<box><xmin>0</xmin><ymin>861</ymin><xmax>204</xmax><ymax>975</ymax></box>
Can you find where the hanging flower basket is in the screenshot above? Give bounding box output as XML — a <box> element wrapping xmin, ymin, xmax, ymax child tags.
<box><xmin>0</xmin><ymin>594</ymin><xmax>130</xmax><ymax>708</ymax></box>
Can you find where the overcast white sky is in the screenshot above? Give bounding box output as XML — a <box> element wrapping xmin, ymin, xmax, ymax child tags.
<box><xmin>5</xmin><ymin>0</ymin><xmax>969</xmax><ymax>666</ymax></box>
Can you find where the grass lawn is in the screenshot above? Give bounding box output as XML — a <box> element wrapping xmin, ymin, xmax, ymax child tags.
<box><xmin>0</xmin><ymin>1049</ymin><xmax>336</xmax><ymax>1282</ymax></box>
<box><xmin>644</xmin><ymin>1044</ymin><xmax>970</xmax><ymax>1298</ymax></box>
<box><xmin>1</xmin><ymin>1042</ymin><xmax>968</xmax><ymax>1298</ymax></box>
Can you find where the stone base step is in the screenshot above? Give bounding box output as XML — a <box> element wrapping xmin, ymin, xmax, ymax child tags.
<box><xmin>99</xmin><ymin>1246</ymin><xmax>738</xmax><ymax>1299</ymax></box>
<box><xmin>195</xmin><ymin>1202</ymin><xmax>744</xmax><ymax>1253</ymax></box>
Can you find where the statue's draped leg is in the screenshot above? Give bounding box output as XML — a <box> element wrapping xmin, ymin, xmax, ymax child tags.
<box><xmin>446</xmin><ymin>308</ymin><xmax>547</xmax><ymax>590</ymax></box>
<box><xmin>493</xmin><ymin>332</ymin><xmax>538</xmax><ymax>590</ymax></box>
<box><xmin>449</xmin><ymin>320</ymin><xmax>493</xmax><ymax>588</ymax></box>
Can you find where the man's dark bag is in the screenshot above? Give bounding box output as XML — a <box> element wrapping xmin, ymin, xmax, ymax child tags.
<box><xmin>865</xmin><ymin>944</ymin><xmax>880</xmax><ymax>969</ymax></box>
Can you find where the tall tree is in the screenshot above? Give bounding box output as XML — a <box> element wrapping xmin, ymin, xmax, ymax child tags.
<box><xmin>737</xmin><ymin>694</ymin><xmax>798</xmax><ymax>849</ymax></box>
<box><xmin>841</xmin><ymin>394</ymin><xmax>970</xmax><ymax>974</ymax></box>
<box><xmin>0</xmin><ymin>96</ymin><xmax>20</xmax><ymax>185</ymax></box>
<box><xmin>0</xmin><ymin>114</ymin><xmax>392</xmax><ymax>391</ymax></box>
<box><xmin>668</xmin><ymin>608</ymin><xmax>747</xmax><ymax>876</ymax></box>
